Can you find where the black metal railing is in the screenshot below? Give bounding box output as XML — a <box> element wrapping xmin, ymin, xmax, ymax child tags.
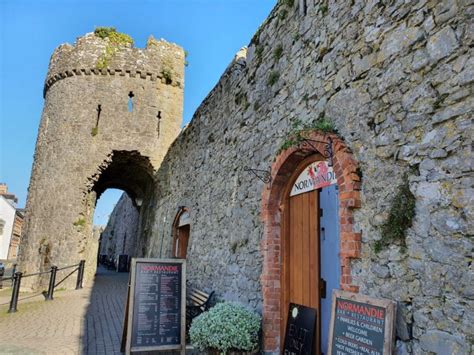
<box><xmin>2</xmin><ymin>260</ymin><xmax>85</xmax><ymax>313</ymax></box>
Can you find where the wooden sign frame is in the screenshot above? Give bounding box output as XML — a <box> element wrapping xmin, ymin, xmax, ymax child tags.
<box><xmin>125</xmin><ymin>258</ymin><xmax>186</xmax><ymax>354</ymax></box>
<box><xmin>328</xmin><ymin>290</ymin><xmax>396</xmax><ymax>355</ymax></box>
<box><xmin>283</xmin><ymin>303</ymin><xmax>317</xmax><ymax>354</ymax></box>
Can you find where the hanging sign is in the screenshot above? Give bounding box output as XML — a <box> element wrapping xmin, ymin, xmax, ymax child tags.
<box><xmin>283</xmin><ymin>303</ymin><xmax>317</xmax><ymax>355</ymax></box>
<box><xmin>328</xmin><ymin>290</ymin><xmax>396</xmax><ymax>355</ymax></box>
<box><xmin>125</xmin><ymin>258</ymin><xmax>186</xmax><ymax>354</ymax></box>
<box><xmin>290</xmin><ymin>161</ymin><xmax>336</xmax><ymax>197</ymax></box>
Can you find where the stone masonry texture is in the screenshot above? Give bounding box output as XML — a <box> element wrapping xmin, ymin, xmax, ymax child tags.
<box><xmin>99</xmin><ymin>193</ymin><xmax>139</xmax><ymax>260</ymax></box>
<box><xmin>21</xmin><ymin>1</ymin><xmax>473</xmax><ymax>354</ymax></box>
<box><xmin>20</xmin><ymin>32</ymin><xmax>185</xmax><ymax>288</ymax></box>
<box><xmin>140</xmin><ymin>1</ymin><xmax>471</xmax><ymax>354</ymax></box>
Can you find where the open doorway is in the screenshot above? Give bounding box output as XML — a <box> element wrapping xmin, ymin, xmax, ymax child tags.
<box><xmin>94</xmin><ymin>189</ymin><xmax>139</xmax><ymax>272</ymax></box>
<box><xmin>172</xmin><ymin>208</ymin><xmax>191</xmax><ymax>259</ymax></box>
<box><xmin>280</xmin><ymin>155</ymin><xmax>340</xmax><ymax>354</ymax></box>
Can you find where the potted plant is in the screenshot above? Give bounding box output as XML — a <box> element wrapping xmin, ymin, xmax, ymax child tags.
<box><xmin>189</xmin><ymin>302</ymin><xmax>261</xmax><ymax>354</ymax></box>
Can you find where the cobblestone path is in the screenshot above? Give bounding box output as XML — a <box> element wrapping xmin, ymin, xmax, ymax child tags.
<box><xmin>0</xmin><ymin>267</ymin><xmax>128</xmax><ymax>354</ymax></box>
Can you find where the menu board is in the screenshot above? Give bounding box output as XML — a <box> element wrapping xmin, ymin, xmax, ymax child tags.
<box><xmin>283</xmin><ymin>303</ymin><xmax>317</xmax><ymax>355</ymax></box>
<box><xmin>328</xmin><ymin>290</ymin><xmax>395</xmax><ymax>355</ymax></box>
<box><xmin>125</xmin><ymin>258</ymin><xmax>186</xmax><ymax>354</ymax></box>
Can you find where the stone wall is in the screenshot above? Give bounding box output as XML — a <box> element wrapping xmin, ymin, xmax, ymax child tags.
<box><xmin>144</xmin><ymin>1</ymin><xmax>473</xmax><ymax>353</ymax></box>
<box><xmin>99</xmin><ymin>193</ymin><xmax>139</xmax><ymax>260</ymax></box>
<box><xmin>20</xmin><ymin>31</ymin><xmax>185</xmax><ymax>288</ymax></box>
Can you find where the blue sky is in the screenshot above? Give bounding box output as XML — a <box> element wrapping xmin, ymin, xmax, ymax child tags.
<box><xmin>0</xmin><ymin>0</ymin><xmax>276</xmax><ymax>224</ymax></box>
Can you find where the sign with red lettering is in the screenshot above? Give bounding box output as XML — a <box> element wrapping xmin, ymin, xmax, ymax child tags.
<box><xmin>283</xmin><ymin>303</ymin><xmax>317</xmax><ymax>355</ymax></box>
<box><xmin>125</xmin><ymin>258</ymin><xmax>186</xmax><ymax>354</ymax></box>
<box><xmin>290</xmin><ymin>161</ymin><xmax>336</xmax><ymax>197</ymax></box>
<box><xmin>328</xmin><ymin>290</ymin><xmax>396</xmax><ymax>355</ymax></box>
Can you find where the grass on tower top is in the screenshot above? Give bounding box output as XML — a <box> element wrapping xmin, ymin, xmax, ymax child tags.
<box><xmin>94</xmin><ymin>27</ymin><xmax>133</xmax><ymax>46</ymax></box>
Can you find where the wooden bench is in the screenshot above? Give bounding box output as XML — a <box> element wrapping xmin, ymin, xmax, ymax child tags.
<box><xmin>186</xmin><ymin>287</ymin><xmax>214</xmax><ymax>336</ymax></box>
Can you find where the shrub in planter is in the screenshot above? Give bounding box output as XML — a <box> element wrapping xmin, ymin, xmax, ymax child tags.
<box><xmin>189</xmin><ymin>302</ymin><xmax>261</xmax><ymax>354</ymax></box>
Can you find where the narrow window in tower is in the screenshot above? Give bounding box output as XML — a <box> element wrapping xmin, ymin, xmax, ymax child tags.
<box><xmin>128</xmin><ymin>91</ymin><xmax>135</xmax><ymax>112</ymax></box>
<box><xmin>91</xmin><ymin>104</ymin><xmax>101</xmax><ymax>136</ymax></box>
<box><xmin>96</xmin><ymin>104</ymin><xmax>102</xmax><ymax>125</ymax></box>
<box><xmin>157</xmin><ymin>111</ymin><xmax>162</xmax><ymax>137</ymax></box>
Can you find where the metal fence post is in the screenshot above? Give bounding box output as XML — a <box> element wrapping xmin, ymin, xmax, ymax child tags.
<box><xmin>45</xmin><ymin>266</ymin><xmax>58</xmax><ymax>301</ymax></box>
<box><xmin>0</xmin><ymin>267</ymin><xmax>4</xmax><ymax>290</ymax></box>
<box><xmin>76</xmin><ymin>260</ymin><xmax>85</xmax><ymax>289</ymax></box>
<box><xmin>8</xmin><ymin>272</ymin><xmax>23</xmax><ymax>313</ymax></box>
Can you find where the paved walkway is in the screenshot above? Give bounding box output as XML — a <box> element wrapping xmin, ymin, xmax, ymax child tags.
<box><xmin>0</xmin><ymin>267</ymin><xmax>129</xmax><ymax>354</ymax></box>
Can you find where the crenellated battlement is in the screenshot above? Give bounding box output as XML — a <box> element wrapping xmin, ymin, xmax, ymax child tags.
<box><xmin>44</xmin><ymin>32</ymin><xmax>184</xmax><ymax>97</ymax></box>
<box><xmin>21</xmin><ymin>29</ymin><xmax>185</xmax><ymax>291</ymax></box>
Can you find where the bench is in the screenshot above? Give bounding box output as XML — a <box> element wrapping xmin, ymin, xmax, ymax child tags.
<box><xmin>186</xmin><ymin>287</ymin><xmax>214</xmax><ymax>336</ymax></box>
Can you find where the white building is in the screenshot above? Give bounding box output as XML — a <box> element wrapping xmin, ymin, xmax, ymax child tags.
<box><xmin>0</xmin><ymin>195</ymin><xmax>16</xmax><ymax>260</ymax></box>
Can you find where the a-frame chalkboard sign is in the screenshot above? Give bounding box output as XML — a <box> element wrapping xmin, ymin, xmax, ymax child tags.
<box><xmin>328</xmin><ymin>290</ymin><xmax>396</xmax><ymax>355</ymax></box>
<box><xmin>123</xmin><ymin>258</ymin><xmax>186</xmax><ymax>354</ymax></box>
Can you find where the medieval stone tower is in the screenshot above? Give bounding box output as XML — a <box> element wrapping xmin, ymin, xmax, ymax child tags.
<box><xmin>19</xmin><ymin>30</ymin><xmax>184</xmax><ymax>288</ymax></box>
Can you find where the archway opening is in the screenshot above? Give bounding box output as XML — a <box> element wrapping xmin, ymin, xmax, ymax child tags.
<box><xmin>85</xmin><ymin>150</ymin><xmax>155</xmax><ymax>275</ymax></box>
<box><xmin>172</xmin><ymin>207</ymin><xmax>191</xmax><ymax>259</ymax></box>
<box><xmin>94</xmin><ymin>189</ymin><xmax>140</xmax><ymax>272</ymax></box>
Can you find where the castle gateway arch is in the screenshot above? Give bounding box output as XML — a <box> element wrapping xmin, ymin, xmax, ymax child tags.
<box><xmin>19</xmin><ymin>31</ymin><xmax>185</xmax><ymax>288</ymax></box>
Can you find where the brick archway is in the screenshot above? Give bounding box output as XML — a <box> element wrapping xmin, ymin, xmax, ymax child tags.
<box><xmin>260</xmin><ymin>131</ymin><xmax>361</xmax><ymax>353</ymax></box>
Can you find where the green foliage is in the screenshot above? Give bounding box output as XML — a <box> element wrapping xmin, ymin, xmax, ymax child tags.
<box><xmin>273</xmin><ymin>45</ymin><xmax>283</xmax><ymax>61</ymax></box>
<box><xmin>91</xmin><ymin>126</ymin><xmax>98</xmax><ymax>136</ymax></box>
<box><xmin>73</xmin><ymin>217</ymin><xmax>86</xmax><ymax>227</ymax></box>
<box><xmin>320</xmin><ymin>4</ymin><xmax>329</xmax><ymax>15</ymax></box>
<box><xmin>94</xmin><ymin>27</ymin><xmax>133</xmax><ymax>45</ymax></box>
<box><xmin>94</xmin><ymin>27</ymin><xmax>115</xmax><ymax>39</ymax></box>
<box><xmin>251</xmin><ymin>26</ymin><xmax>263</xmax><ymax>46</ymax></box>
<box><xmin>235</xmin><ymin>91</ymin><xmax>248</xmax><ymax>107</ymax></box>
<box><xmin>267</xmin><ymin>71</ymin><xmax>280</xmax><ymax>86</ymax></box>
<box><xmin>278</xmin><ymin>118</ymin><xmax>335</xmax><ymax>153</ymax></box>
<box><xmin>190</xmin><ymin>302</ymin><xmax>261</xmax><ymax>353</ymax></box>
<box><xmin>255</xmin><ymin>45</ymin><xmax>264</xmax><ymax>66</ymax></box>
<box><xmin>374</xmin><ymin>176</ymin><xmax>416</xmax><ymax>253</ymax></box>
<box><xmin>94</xmin><ymin>27</ymin><xmax>133</xmax><ymax>69</ymax></box>
<box><xmin>279</xmin><ymin>8</ymin><xmax>288</xmax><ymax>20</ymax></box>
<box><xmin>230</xmin><ymin>238</ymin><xmax>249</xmax><ymax>254</ymax></box>
<box><xmin>161</xmin><ymin>68</ymin><xmax>173</xmax><ymax>84</ymax></box>
<box><xmin>184</xmin><ymin>50</ymin><xmax>189</xmax><ymax>67</ymax></box>
<box><xmin>281</xmin><ymin>0</ymin><xmax>294</xmax><ymax>6</ymax></box>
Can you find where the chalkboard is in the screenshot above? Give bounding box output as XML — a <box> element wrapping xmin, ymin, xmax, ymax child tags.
<box><xmin>283</xmin><ymin>303</ymin><xmax>317</xmax><ymax>355</ymax></box>
<box><xmin>125</xmin><ymin>258</ymin><xmax>186</xmax><ymax>354</ymax></box>
<box><xmin>328</xmin><ymin>290</ymin><xmax>396</xmax><ymax>355</ymax></box>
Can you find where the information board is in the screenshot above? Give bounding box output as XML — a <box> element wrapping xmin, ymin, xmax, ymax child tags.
<box><xmin>125</xmin><ymin>258</ymin><xmax>186</xmax><ymax>354</ymax></box>
<box><xmin>328</xmin><ymin>290</ymin><xmax>395</xmax><ymax>355</ymax></box>
<box><xmin>283</xmin><ymin>303</ymin><xmax>317</xmax><ymax>355</ymax></box>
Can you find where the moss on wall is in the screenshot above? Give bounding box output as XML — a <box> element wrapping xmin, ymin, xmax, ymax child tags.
<box><xmin>374</xmin><ymin>176</ymin><xmax>416</xmax><ymax>253</ymax></box>
<box><xmin>94</xmin><ymin>27</ymin><xmax>133</xmax><ymax>70</ymax></box>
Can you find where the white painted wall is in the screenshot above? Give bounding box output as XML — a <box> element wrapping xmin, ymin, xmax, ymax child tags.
<box><xmin>0</xmin><ymin>196</ymin><xmax>16</xmax><ymax>260</ymax></box>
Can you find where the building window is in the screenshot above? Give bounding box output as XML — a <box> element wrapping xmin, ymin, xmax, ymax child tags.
<box><xmin>0</xmin><ymin>219</ymin><xmax>5</xmax><ymax>235</ymax></box>
<box><xmin>128</xmin><ymin>91</ymin><xmax>134</xmax><ymax>112</ymax></box>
